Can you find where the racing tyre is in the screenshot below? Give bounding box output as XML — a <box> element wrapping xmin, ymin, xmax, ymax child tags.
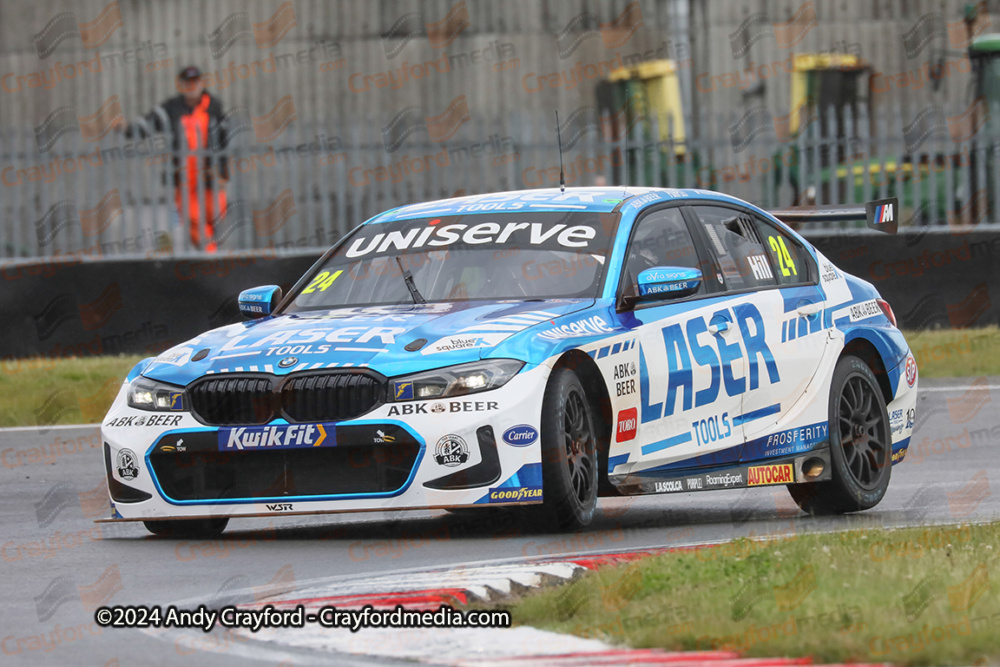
<box><xmin>788</xmin><ymin>355</ymin><xmax>891</xmax><ymax>515</ymax></box>
<box><xmin>143</xmin><ymin>517</ymin><xmax>229</xmax><ymax>538</ymax></box>
<box><xmin>539</xmin><ymin>368</ymin><xmax>598</xmax><ymax>530</ymax></box>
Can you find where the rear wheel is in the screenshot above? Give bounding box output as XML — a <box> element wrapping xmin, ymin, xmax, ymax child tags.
<box><xmin>538</xmin><ymin>368</ymin><xmax>598</xmax><ymax>530</ymax></box>
<box><xmin>143</xmin><ymin>517</ymin><xmax>229</xmax><ymax>538</ymax></box>
<box><xmin>788</xmin><ymin>355</ymin><xmax>891</xmax><ymax>514</ymax></box>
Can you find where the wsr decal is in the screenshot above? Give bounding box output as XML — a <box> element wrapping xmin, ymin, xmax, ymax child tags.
<box><xmin>639</xmin><ymin>303</ymin><xmax>779</xmax><ymax>423</ymax></box>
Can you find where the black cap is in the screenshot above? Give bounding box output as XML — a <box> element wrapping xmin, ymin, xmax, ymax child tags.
<box><xmin>178</xmin><ymin>65</ymin><xmax>202</xmax><ymax>81</ymax></box>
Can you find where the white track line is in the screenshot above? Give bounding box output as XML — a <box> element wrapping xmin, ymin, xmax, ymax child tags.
<box><xmin>0</xmin><ymin>423</ymin><xmax>98</xmax><ymax>432</ymax></box>
<box><xmin>918</xmin><ymin>385</ymin><xmax>1000</xmax><ymax>392</ymax></box>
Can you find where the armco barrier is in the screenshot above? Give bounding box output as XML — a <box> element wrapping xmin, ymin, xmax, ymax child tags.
<box><xmin>0</xmin><ymin>250</ymin><xmax>321</xmax><ymax>360</ymax></box>
<box><xmin>1</xmin><ymin>229</ymin><xmax>998</xmax><ymax>359</ymax></box>
<box><xmin>811</xmin><ymin>229</ymin><xmax>1000</xmax><ymax>331</ymax></box>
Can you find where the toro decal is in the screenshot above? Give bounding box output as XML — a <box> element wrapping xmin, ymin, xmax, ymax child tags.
<box><xmin>219</xmin><ymin>424</ymin><xmax>331</xmax><ymax>450</ymax></box>
<box><xmin>616</xmin><ymin>407</ymin><xmax>638</xmax><ymax>442</ymax></box>
<box><xmin>502</xmin><ymin>424</ymin><xmax>538</xmax><ymax>447</ymax></box>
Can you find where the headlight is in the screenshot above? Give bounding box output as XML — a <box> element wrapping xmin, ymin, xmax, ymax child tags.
<box><xmin>127</xmin><ymin>377</ymin><xmax>186</xmax><ymax>411</ymax></box>
<box><xmin>389</xmin><ymin>359</ymin><xmax>524</xmax><ymax>401</ymax></box>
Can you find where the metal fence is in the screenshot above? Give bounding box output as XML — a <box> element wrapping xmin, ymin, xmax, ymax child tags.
<box><xmin>2</xmin><ymin>99</ymin><xmax>998</xmax><ymax>261</ymax></box>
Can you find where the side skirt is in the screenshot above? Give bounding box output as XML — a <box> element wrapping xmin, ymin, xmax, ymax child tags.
<box><xmin>611</xmin><ymin>447</ymin><xmax>832</xmax><ymax>495</ymax></box>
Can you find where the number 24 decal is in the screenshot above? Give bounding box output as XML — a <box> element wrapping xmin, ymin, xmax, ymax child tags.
<box><xmin>302</xmin><ymin>270</ymin><xmax>343</xmax><ymax>294</ymax></box>
<box><xmin>768</xmin><ymin>236</ymin><xmax>797</xmax><ymax>277</ymax></box>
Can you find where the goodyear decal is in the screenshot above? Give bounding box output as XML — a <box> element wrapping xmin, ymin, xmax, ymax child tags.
<box><xmin>475</xmin><ymin>462</ymin><xmax>543</xmax><ymax>504</ymax></box>
<box><xmin>487</xmin><ymin>486</ymin><xmax>543</xmax><ymax>503</ymax></box>
<box><xmin>747</xmin><ymin>463</ymin><xmax>794</xmax><ymax>486</ymax></box>
<box><xmin>219</xmin><ymin>424</ymin><xmax>332</xmax><ymax>450</ymax></box>
<box><xmin>891</xmin><ymin>436</ymin><xmax>911</xmax><ymax>465</ymax></box>
<box><xmin>393</xmin><ymin>381</ymin><xmax>414</xmax><ymax>400</ymax></box>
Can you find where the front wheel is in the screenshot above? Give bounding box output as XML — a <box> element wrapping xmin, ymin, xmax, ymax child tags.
<box><xmin>143</xmin><ymin>517</ymin><xmax>229</xmax><ymax>538</ymax></box>
<box><xmin>788</xmin><ymin>355</ymin><xmax>892</xmax><ymax>515</ymax></box>
<box><xmin>538</xmin><ymin>368</ymin><xmax>598</xmax><ymax>530</ymax></box>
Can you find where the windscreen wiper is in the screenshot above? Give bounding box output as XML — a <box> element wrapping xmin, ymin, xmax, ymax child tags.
<box><xmin>396</xmin><ymin>256</ymin><xmax>426</xmax><ymax>304</ymax></box>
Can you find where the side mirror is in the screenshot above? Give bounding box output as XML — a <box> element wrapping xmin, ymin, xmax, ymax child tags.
<box><xmin>238</xmin><ymin>285</ymin><xmax>283</xmax><ymax>319</ymax></box>
<box><xmin>636</xmin><ymin>267</ymin><xmax>702</xmax><ymax>301</ymax></box>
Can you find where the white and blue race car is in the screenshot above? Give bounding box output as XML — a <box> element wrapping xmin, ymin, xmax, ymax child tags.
<box><xmin>100</xmin><ymin>187</ymin><xmax>917</xmax><ymax>536</ymax></box>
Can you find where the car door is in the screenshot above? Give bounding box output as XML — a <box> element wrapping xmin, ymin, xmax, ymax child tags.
<box><xmin>738</xmin><ymin>213</ymin><xmax>831</xmax><ymax>456</ymax></box>
<box><xmin>619</xmin><ymin>205</ymin><xmax>747</xmax><ymax>476</ymax></box>
<box><xmin>682</xmin><ymin>204</ymin><xmax>791</xmax><ymax>467</ymax></box>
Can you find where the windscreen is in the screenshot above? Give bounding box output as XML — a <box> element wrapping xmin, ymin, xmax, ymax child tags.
<box><xmin>286</xmin><ymin>211</ymin><xmax>620</xmax><ymax>310</ymax></box>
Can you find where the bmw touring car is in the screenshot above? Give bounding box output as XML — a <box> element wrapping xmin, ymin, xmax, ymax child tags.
<box><xmin>99</xmin><ymin>187</ymin><xmax>917</xmax><ymax>536</ymax></box>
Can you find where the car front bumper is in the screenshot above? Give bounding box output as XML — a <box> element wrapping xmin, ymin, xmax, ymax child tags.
<box><xmin>99</xmin><ymin>365</ymin><xmax>550</xmax><ymax>521</ymax></box>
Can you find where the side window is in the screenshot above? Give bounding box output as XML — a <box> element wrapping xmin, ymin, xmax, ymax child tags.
<box><xmin>690</xmin><ymin>205</ymin><xmax>777</xmax><ymax>292</ymax></box>
<box><xmin>752</xmin><ymin>217</ymin><xmax>812</xmax><ymax>286</ymax></box>
<box><xmin>620</xmin><ymin>207</ymin><xmax>706</xmax><ymax>299</ymax></box>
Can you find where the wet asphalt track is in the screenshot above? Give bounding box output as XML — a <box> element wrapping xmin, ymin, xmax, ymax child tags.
<box><xmin>1</xmin><ymin>376</ymin><xmax>998</xmax><ymax>666</ymax></box>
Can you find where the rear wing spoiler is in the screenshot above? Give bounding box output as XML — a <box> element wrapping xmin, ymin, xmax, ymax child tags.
<box><xmin>768</xmin><ymin>197</ymin><xmax>898</xmax><ymax>234</ymax></box>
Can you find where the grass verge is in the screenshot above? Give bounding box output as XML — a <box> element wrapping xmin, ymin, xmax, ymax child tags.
<box><xmin>905</xmin><ymin>325</ymin><xmax>1000</xmax><ymax>378</ymax></box>
<box><xmin>502</xmin><ymin>522</ymin><xmax>999</xmax><ymax>666</ymax></box>
<box><xmin>0</xmin><ymin>355</ymin><xmax>144</xmax><ymax>427</ymax></box>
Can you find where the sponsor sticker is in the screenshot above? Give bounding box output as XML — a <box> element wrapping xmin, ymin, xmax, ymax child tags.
<box><xmin>849</xmin><ymin>299</ymin><xmax>881</xmax><ymax>321</ymax></box>
<box><xmin>890</xmin><ymin>409</ymin><xmax>905</xmax><ymax>435</ymax></box>
<box><xmin>373</xmin><ymin>429</ymin><xmax>396</xmax><ymax>443</ymax></box>
<box><xmin>614</xmin><ymin>361</ymin><xmax>637</xmax><ymax>397</ymax></box>
<box><xmin>906</xmin><ymin>355</ymin><xmax>917</xmax><ymax>387</ymax></box>
<box><xmin>616</xmin><ymin>407</ymin><xmax>637</xmax><ymax>442</ymax></box>
<box><xmin>344</xmin><ymin>219</ymin><xmax>602</xmax><ymax>259</ymax></box>
<box><xmin>422</xmin><ymin>333</ymin><xmax>510</xmax><ymax>355</ymax></box>
<box><xmin>654</xmin><ymin>480</ymin><xmax>683</xmax><ymax>492</ymax></box>
<box><xmin>219</xmin><ymin>423</ymin><xmax>330</xmax><ymax>450</ymax></box>
<box><xmin>488</xmin><ymin>486</ymin><xmax>543</xmax><ymax>502</ymax></box>
<box><xmin>502</xmin><ymin>424</ymin><xmax>538</xmax><ymax>447</ymax></box>
<box><xmin>537</xmin><ymin>315</ymin><xmax>614</xmax><ymax>341</ymax></box>
<box><xmin>647</xmin><ymin>470</ymin><xmax>747</xmax><ymax>493</ymax></box>
<box><xmin>105</xmin><ymin>414</ymin><xmax>182</xmax><ymax>428</ymax></box>
<box><xmin>393</xmin><ymin>381</ymin><xmax>414</xmax><ymax>400</ymax></box>
<box><xmin>748</xmin><ymin>463</ymin><xmax>794</xmax><ymax>486</ymax></box>
<box><xmin>434</xmin><ymin>434</ymin><xmax>469</xmax><ymax>467</ymax></box>
<box><xmin>155</xmin><ymin>348</ymin><xmax>192</xmax><ymax>366</ymax></box>
<box><xmin>388</xmin><ymin>400</ymin><xmax>498</xmax><ymax>416</ymax></box>
<box><xmin>116</xmin><ymin>448</ymin><xmax>139</xmax><ymax>481</ymax></box>
<box><xmin>705</xmin><ymin>472</ymin><xmax>744</xmax><ymax>488</ymax></box>
<box><xmin>168</xmin><ymin>393</ymin><xmax>184</xmax><ymax>411</ymax></box>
